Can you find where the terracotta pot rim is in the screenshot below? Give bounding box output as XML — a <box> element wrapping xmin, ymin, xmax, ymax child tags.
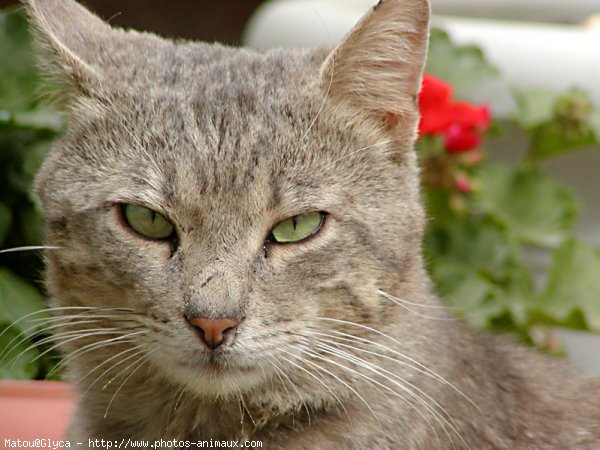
<box><xmin>0</xmin><ymin>380</ymin><xmax>75</xmax><ymax>399</ymax></box>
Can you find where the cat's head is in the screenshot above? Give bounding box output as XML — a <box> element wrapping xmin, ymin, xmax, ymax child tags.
<box><xmin>27</xmin><ymin>0</ymin><xmax>431</xmax><ymax>400</ymax></box>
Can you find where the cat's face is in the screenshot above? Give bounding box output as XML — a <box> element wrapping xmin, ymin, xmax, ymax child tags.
<box><xmin>29</xmin><ymin>0</ymin><xmax>430</xmax><ymax>397</ymax></box>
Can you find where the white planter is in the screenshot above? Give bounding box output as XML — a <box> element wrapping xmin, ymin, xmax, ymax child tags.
<box><xmin>430</xmin><ymin>0</ymin><xmax>600</xmax><ymax>24</ymax></box>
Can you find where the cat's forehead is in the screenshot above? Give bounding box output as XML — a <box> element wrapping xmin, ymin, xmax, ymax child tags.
<box><xmin>87</xmin><ymin>47</ymin><xmax>341</xmax><ymax>219</ymax></box>
<box><xmin>101</xmin><ymin>45</ymin><xmax>328</xmax><ymax>160</ymax></box>
<box><xmin>112</xmin><ymin>45</ymin><xmax>324</xmax><ymax>109</ymax></box>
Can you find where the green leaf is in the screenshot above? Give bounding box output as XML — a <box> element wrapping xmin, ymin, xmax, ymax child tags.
<box><xmin>426</xmin><ymin>28</ymin><xmax>499</xmax><ymax>99</ymax></box>
<box><xmin>515</xmin><ymin>88</ymin><xmax>600</xmax><ymax>162</ymax></box>
<box><xmin>539</xmin><ymin>240</ymin><xmax>600</xmax><ymax>330</ymax></box>
<box><xmin>527</xmin><ymin>121</ymin><xmax>596</xmax><ymax>161</ymax></box>
<box><xmin>0</xmin><ymin>8</ymin><xmax>40</xmax><ymax>114</ymax></box>
<box><xmin>18</xmin><ymin>205</ymin><xmax>46</xmax><ymax>246</ymax></box>
<box><xmin>0</xmin><ymin>268</ymin><xmax>47</xmax><ymax>336</ymax></box>
<box><xmin>0</xmin><ymin>202</ymin><xmax>12</xmax><ymax>245</ymax></box>
<box><xmin>492</xmin><ymin>265</ymin><xmax>535</xmax><ymax>327</ymax></box>
<box><xmin>590</xmin><ymin>110</ymin><xmax>600</xmax><ymax>138</ymax></box>
<box><xmin>0</xmin><ymin>323</ymin><xmax>40</xmax><ymax>379</ymax></box>
<box><xmin>430</xmin><ymin>258</ymin><xmax>504</xmax><ymax>328</ymax></box>
<box><xmin>1</xmin><ymin>138</ymin><xmax>52</xmax><ymax>197</ymax></box>
<box><xmin>512</xmin><ymin>89</ymin><xmax>558</xmax><ymax>129</ymax></box>
<box><xmin>0</xmin><ymin>8</ymin><xmax>62</xmax><ymax>133</ymax></box>
<box><xmin>445</xmin><ymin>220</ymin><xmax>513</xmax><ymax>278</ymax></box>
<box><xmin>477</xmin><ymin>164</ymin><xmax>578</xmax><ymax>247</ymax></box>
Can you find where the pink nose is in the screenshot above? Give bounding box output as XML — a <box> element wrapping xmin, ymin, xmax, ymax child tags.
<box><xmin>187</xmin><ymin>317</ymin><xmax>239</xmax><ymax>349</ymax></box>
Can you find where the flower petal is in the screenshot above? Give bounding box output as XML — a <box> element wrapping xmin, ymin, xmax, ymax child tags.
<box><xmin>444</xmin><ymin>124</ymin><xmax>481</xmax><ymax>153</ymax></box>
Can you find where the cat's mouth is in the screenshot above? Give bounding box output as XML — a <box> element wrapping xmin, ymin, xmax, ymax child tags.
<box><xmin>153</xmin><ymin>349</ymin><xmax>268</xmax><ymax>396</ymax></box>
<box><xmin>204</xmin><ymin>351</ymin><xmax>242</xmax><ymax>369</ymax></box>
<box><xmin>200</xmin><ymin>347</ymin><xmax>263</xmax><ymax>375</ymax></box>
<box><xmin>148</xmin><ymin>335</ymin><xmax>269</xmax><ymax>395</ymax></box>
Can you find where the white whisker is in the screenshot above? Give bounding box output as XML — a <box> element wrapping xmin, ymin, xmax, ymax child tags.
<box><xmin>51</xmin><ymin>331</ymin><xmax>148</xmax><ymax>380</ymax></box>
<box><xmin>313</xmin><ymin>341</ymin><xmax>466</xmax><ymax>449</ymax></box>
<box><xmin>306</xmin><ymin>328</ymin><xmax>469</xmax><ymax>409</ymax></box>
<box><xmin>278</xmin><ymin>347</ymin><xmax>353</xmax><ymax>426</ymax></box>
<box><xmin>377</xmin><ymin>289</ymin><xmax>453</xmax><ymax>310</ymax></box>
<box><xmin>173</xmin><ymin>385</ymin><xmax>187</xmax><ymax>413</ymax></box>
<box><xmin>0</xmin><ymin>319</ymin><xmax>101</xmax><ymax>362</ymax></box>
<box><xmin>4</xmin><ymin>327</ymin><xmax>130</xmax><ymax>367</ymax></box>
<box><xmin>299</xmin><ymin>55</ymin><xmax>335</xmax><ymax>144</ymax></box>
<box><xmin>84</xmin><ymin>346</ymin><xmax>148</xmax><ymax>397</ymax></box>
<box><xmin>378</xmin><ymin>290</ymin><xmax>458</xmax><ymax>321</ymax></box>
<box><xmin>0</xmin><ymin>306</ymin><xmax>134</xmax><ymax>340</ymax></box>
<box><xmin>268</xmin><ymin>358</ymin><xmax>306</xmax><ymax>427</ymax></box>
<box><xmin>238</xmin><ymin>391</ymin><xmax>257</xmax><ymax>429</ymax></box>
<box><xmin>315</xmin><ymin>317</ymin><xmax>479</xmax><ymax>410</ymax></box>
<box><xmin>325</xmin><ymin>139</ymin><xmax>398</xmax><ymax>169</ymax></box>
<box><xmin>104</xmin><ymin>348</ymin><xmax>155</xmax><ymax>419</ymax></box>
<box><xmin>0</xmin><ymin>245</ymin><xmax>62</xmax><ymax>254</ymax></box>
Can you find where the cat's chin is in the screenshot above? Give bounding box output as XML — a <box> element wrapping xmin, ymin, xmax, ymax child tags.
<box><xmin>151</xmin><ymin>352</ymin><xmax>269</xmax><ymax>397</ymax></box>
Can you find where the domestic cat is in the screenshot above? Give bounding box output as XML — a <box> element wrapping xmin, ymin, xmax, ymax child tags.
<box><xmin>23</xmin><ymin>0</ymin><xmax>600</xmax><ymax>448</ymax></box>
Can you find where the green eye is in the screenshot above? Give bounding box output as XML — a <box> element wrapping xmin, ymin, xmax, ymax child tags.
<box><xmin>122</xmin><ymin>204</ymin><xmax>174</xmax><ymax>240</ymax></box>
<box><xmin>270</xmin><ymin>211</ymin><xmax>324</xmax><ymax>244</ymax></box>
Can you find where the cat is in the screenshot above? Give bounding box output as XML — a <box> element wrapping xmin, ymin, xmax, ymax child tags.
<box><xmin>22</xmin><ymin>0</ymin><xmax>600</xmax><ymax>448</ymax></box>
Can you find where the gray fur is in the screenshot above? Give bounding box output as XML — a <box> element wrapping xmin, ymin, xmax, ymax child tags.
<box><xmin>24</xmin><ymin>0</ymin><xmax>600</xmax><ymax>448</ymax></box>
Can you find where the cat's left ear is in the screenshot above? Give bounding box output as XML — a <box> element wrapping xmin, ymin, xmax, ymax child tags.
<box><xmin>321</xmin><ymin>0</ymin><xmax>430</xmax><ymax>127</ymax></box>
<box><xmin>23</xmin><ymin>0</ymin><xmax>161</xmax><ymax>103</ymax></box>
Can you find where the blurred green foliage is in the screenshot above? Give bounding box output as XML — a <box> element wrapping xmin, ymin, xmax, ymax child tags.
<box><xmin>425</xmin><ymin>28</ymin><xmax>499</xmax><ymax>100</ymax></box>
<box><xmin>513</xmin><ymin>87</ymin><xmax>600</xmax><ymax>163</ymax></box>
<box><xmin>425</xmin><ymin>30</ymin><xmax>600</xmax><ymax>348</ymax></box>
<box><xmin>0</xmin><ymin>7</ymin><xmax>62</xmax><ymax>379</ymax></box>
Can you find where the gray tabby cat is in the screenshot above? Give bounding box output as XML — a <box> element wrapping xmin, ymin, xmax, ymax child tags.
<box><xmin>23</xmin><ymin>0</ymin><xmax>600</xmax><ymax>448</ymax></box>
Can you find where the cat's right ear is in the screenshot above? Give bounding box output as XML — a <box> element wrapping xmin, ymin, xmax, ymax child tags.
<box><xmin>320</xmin><ymin>0</ymin><xmax>430</xmax><ymax>132</ymax></box>
<box><xmin>23</xmin><ymin>0</ymin><xmax>141</xmax><ymax>104</ymax></box>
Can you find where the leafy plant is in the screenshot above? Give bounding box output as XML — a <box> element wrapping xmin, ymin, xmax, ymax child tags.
<box><xmin>422</xmin><ymin>29</ymin><xmax>600</xmax><ymax>349</ymax></box>
<box><xmin>0</xmin><ymin>7</ymin><xmax>62</xmax><ymax>379</ymax></box>
<box><xmin>514</xmin><ymin>87</ymin><xmax>600</xmax><ymax>163</ymax></box>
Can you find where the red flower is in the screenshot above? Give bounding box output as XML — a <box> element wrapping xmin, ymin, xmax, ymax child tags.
<box><xmin>418</xmin><ymin>75</ymin><xmax>490</xmax><ymax>153</ymax></box>
<box><xmin>444</xmin><ymin>124</ymin><xmax>481</xmax><ymax>153</ymax></box>
<box><xmin>419</xmin><ymin>75</ymin><xmax>454</xmax><ymax>134</ymax></box>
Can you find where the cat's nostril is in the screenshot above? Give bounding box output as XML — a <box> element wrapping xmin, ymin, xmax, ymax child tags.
<box><xmin>187</xmin><ymin>317</ymin><xmax>239</xmax><ymax>350</ymax></box>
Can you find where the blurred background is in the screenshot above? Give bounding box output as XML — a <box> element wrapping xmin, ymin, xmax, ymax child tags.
<box><xmin>0</xmin><ymin>0</ymin><xmax>598</xmax><ymax>41</ymax></box>
<box><xmin>0</xmin><ymin>0</ymin><xmax>266</xmax><ymax>43</ymax></box>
